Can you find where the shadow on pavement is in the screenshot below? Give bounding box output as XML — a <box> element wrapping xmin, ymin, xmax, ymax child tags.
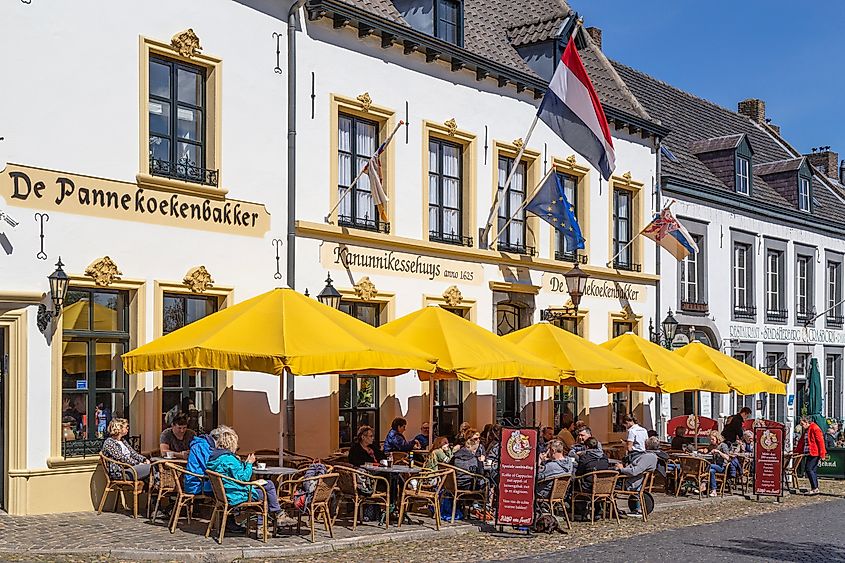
<box><xmin>686</xmin><ymin>537</ymin><xmax>845</xmax><ymax>562</ymax></box>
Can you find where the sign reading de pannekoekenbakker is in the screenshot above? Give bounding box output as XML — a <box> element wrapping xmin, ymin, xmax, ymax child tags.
<box><xmin>729</xmin><ymin>324</ymin><xmax>845</xmax><ymax>345</ymax></box>
<box><xmin>1</xmin><ymin>163</ymin><xmax>270</xmax><ymax>236</ymax></box>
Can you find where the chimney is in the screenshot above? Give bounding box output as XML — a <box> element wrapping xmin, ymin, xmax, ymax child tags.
<box><xmin>585</xmin><ymin>27</ymin><xmax>602</xmax><ymax>50</ymax></box>
<box><xmin>840</xmin><ymin>160</ymin><xmax>845</xmax><ymax>185</ymax></box>
<box><xmin>738</xmin><ymin>98</ymin><xmax>766</xmax><ymax>124</ymax></box>
<box><xmin>767</xmin><ymin>123</ymin><xmax>780</xmax><ymax>136</ymax></box>
<box><xmin>805</xmin><ymin>148</ymin><xmax>840</xmax><ymax>180</ymax></box>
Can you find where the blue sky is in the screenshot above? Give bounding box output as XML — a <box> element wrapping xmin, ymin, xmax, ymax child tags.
<box><xmin>571</xmin><ymin>1</ymin><xmax>845</xmax><ymax>155</ymax></box>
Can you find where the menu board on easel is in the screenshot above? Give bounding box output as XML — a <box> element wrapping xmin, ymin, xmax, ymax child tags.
<box><xmin>753</xmin><ymin>425</ymin><xmax>784</xmax><ymax>499</ymax></box>
<box><xmin>496</xmin><ymin>427</ymin><xmax>538</xmax><ymax>527</ymax></box>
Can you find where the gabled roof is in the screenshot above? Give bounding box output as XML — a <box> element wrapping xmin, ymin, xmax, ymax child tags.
<box><xmin>611</xmin><ymin>60</ymin><xmax>845</xmax><ymax>227</ymax></box>
<box><xmin>754</xmin><ymin>157</ymin><xmax>805</xmax><ymax>176</ymax></box>
<box><xmin>688</xmin><ymin>134</ymin><xmax>746</xmax><ymax>155</ymax></box>
<box><xmin>306</xmin><ymin>0</ymin><xmax>663</xmax><ymax>134</ymax></box>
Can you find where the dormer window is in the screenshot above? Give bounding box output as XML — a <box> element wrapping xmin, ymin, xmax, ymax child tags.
<box><xmin>799</xmin><ymin>176</ymin><xmax>811</xmax><ymax>212</ymax></box>
<box><xmin>393</xmin><ymin>0</ymin><xmax>463</xmax><ymax>47</ymax></box>
<box><xmin>435</xmin><ymin>0</ymin><xmax>461</xmax><ymax>44</ymax></box>
<box><xmin>736</xmin><ymin>155</ymin><xmax>750</xmax><ymax>195</ymax></box>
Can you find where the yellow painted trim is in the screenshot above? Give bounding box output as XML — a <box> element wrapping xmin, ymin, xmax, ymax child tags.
<box><xmin>492</xmin><ymin>141</ymin><xmax>541</xmax><ymax>251</ymax></box>
<box><xmin>328</xmin><ymin>94</ymin><xmax>396</xmax><ymax>225</ymax></box>
<box><xmin>1</xmin><ymin>309</ymin><xmax>28</xmax><ymax>514</ymax></box>
<box><xmin>52</xmin><ymin>275</ymin><xmax>147</xmax><ymax>458</ymax></box>
<box><xmin>489</xmin><ymin>281</ymin><xmax>540</xmax><ymax>295</ymax></box>
<box><xmin>421</xmin><ymin>120</ymin><xmax>477</xmax><ymax>246</ymax></box>
<box><xmin>136</xmin><ymin>173</ymin><xmax>228</xmax><ymax>199</ymax></box>
<box><xmin>549</xmin><ymin>157</ymin><xmax>591</xmax><ymax>262</ymax></box>
<box><xmin>0</xmin><ymin>291</ymin><xmax>43</xmax><ymax>305</ymax></box>
<box><xmin>608</xmin><ymin>176</ymin><xmax>645</xmax><ymax>270</ymax></box>
<box><xmin>296</xmin><ymin>220</ymin><xmax>660</xmax><ymax>285</ymax></box>
<box><xmin>152</xmin><ymin>281</ymin><xmax>235</xmax><ymax>444</ymax></box>
<box><xmin>139</xmin><ymin>35</ymin><xmax>224</xmax><ymax>196</ymax></box>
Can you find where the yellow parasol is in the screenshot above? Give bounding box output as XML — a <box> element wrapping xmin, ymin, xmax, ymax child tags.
<box><xmin>503</xmin><ymin>322</ymin><xmax>658</xmax><ymax>389</ymax></box>
<box><xmin>122</xmin><ymin>288</ymin><xmax>437</xmax><ymax>376</ymax></box>
<box><xmin>599</xmin><ymin>332</ymin><xmax>730</xmax><ymax>394</ymax></box>
<box><xmin>674</xmin><ymin>341</ymin><xmax>786</xmax><ymax>395</ymax></box>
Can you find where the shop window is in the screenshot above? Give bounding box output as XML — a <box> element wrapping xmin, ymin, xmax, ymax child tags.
<box><xmin>496</xmin><ymin>303</ymin><xmax>524</xmax><ymax>424</ymax></box>
<box><xmin>497</xmin><ymin>157</ymin><xmax>530</xmax><ymax>255</ymax></box>
<box><xmin>339</xmin><ymin>300</ymin><xmax>384</xmax><ymax>445</ymax></box>
<box><xmin>61</xmin><ymin>288</ymin><xmax>130</xmax><ymax>451</ymax></box>
<box><xmin>434</xmin><ymin>380</ymin><xmax>463</xmax><ymax>440</ymax></box>
<box><xmin>148</xmin><ymin>56</ymin><xmax>216</xmax><ymax>186</ymax></box>
<box><xmin>429</xmin><ymin>138</ymin><xmax>465</xmax><ymax>245</ymax></box>
<box><xmin>161</xmin><ymin>293</ymin><xmax>218</xmax><ymax>434</ymax></box>
<box><xmin>611</xmin><ymin>319</ymin><xmax>634</xmax><ymax>432</ymax></box>
<box><xmin>612</xmin><ymin>188</ymin><xmax>635</xmax><ymax>270</ymax></box>
<box><xmin>338</xmin><ymin>113</ymin><xmax>386</xmax><ymax>233</ymax></box>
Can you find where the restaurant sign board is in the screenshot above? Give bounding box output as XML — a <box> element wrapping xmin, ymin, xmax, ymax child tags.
<box><xmin>320</xmin><ymin>242</ymin><xmax>484</xmax><ymax>284</ymax></box>
<box><xmin>496</xmin><ymin>428</ymin><xmax>537</xmax><ymax>527</ymax></box>
<box><xmin>666</xmin><ymin>415</ymin><xmax>718</xmax><ymax>439</ymax></box>
<box><xmin>542</xmin><ymin>273</ymin><xmax>644</xmax><ymax>302</ymax></box>
<box><xmin>753</xmin><ymin>425</ymin><xmax>784</xmax><ymax>497</ymax></box>
<box><xmin>0</xmin><ymin>163</ymin><xmax>271</xmax><ymax>236</ymax></box>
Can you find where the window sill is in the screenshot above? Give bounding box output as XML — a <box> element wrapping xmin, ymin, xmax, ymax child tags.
<box><xmin>46</xmin><ymin>456</ymin><xmax>99</xmax><ymax>469</ymax></box>
<box><xmin>136</xmin><ymin>173</ymin><xmax>229</xmax><ymax>200</ymax></box>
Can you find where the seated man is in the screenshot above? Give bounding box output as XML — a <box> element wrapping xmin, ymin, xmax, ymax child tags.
<box><xmin>574</xmin><ymin>437</ymin><xmax>609</xmax><ymax>492</ymax></box>
<box><xmin>615</xmin><ymin>436</ymin><xmax>659</xmax><ymax>515</ymax></box>
<box><xmin>413</xmin><ymin>422</ymin><xmax>431</xmax><ymax>450</ymax></box>
<box><xmin>537</xmin><ymin>426</ymin><xmax>555</xmax><ymax>454</ymax></box>
<box><xmin>383</xmin><ymin>417</ymin><xmax>419</xmax><ymax>455</ymax></box>
<box><xmin>536</xmin><ymin>439</ymin><xmax>573</xmax><ymax>499</ymax></box>
<box><xmin>568</xmin><ymin>426</ymin><xmax>603</xmax><ymax>459</ymax></box>
<box><xmin>670</xmin><ymin>426</ymin><xmax>691</xmax><ymax>451</ymax></box>
<box><xmin>160</xmin><ymin>415</ymin><xmax>196</xmax><ymax>460</ymax></box>
<box><xmin>729</xmin><ymin>429</ymin><xmax>754</xmax><ymax>478</ymax></box>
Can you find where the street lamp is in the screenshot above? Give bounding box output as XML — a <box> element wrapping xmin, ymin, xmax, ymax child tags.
<box><xmin>650</xmin><ymin>308</ymin><xmax>679</xmax><ymax>349</ymax></box>
<box><xmin>316</xmin><ymin>273</ymin><xmax>342</xmax><ymax>309</ymax></box>
<box><xmin>48</xmin><ymin>257</ymin><xmax>70</xmax><ymax>314</ymax></box>
<box><xmin>540</xmin><ymin>264</ymin><xmax>590</xmax><ymax>321</ymax></box>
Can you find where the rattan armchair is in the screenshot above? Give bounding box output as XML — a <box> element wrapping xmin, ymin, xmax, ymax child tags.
<box><xmin>571</xmin><ymin>470</ymin><xmax>620</xmax><ymax>524</ymax></box>
<box><xmin>784</xmin><ymin>453</ymin><xmax>805</xmax><ymax>492</ymax></box>
<box><xmin>205</xmin><ymin>470</ymin><xmax>270</xmax><ymax>544</ymax></box>
<box><xmin>614</xmin><ymin>470</ymin><xmax>655</xmax><ymax>521</ymax></box>
<box><xmin>97</xmin><ymin>453</ymin><xmax>146</xmax><ymax>518</ymax></box>
<box><xmin>397</xmin><ymin>469</ymin><xmax>450</xmax><ymax>531</ymax></box>
<box><xmin>147</xmin><ymin>459</ymin><xmax>177</xmax><ymax>523</ymax></box>
<box><xmin>439</xmin><ymin>462</ymin><xmax>490</xmax><ymax>524</ymax></box>
<box><xmin>536</xmin><ymin>474</ymin><xmax>571</xmax><ymax>530</ymax></box>
<box><xmin>675</xmin><ymin>456</ymin><xmax>710</xmax><ymax>499</ymax></box>
<box><xmin>286</xmin><ymin>473</ymin><xmax>339</xmax><ymax>543</ymax></box>
<box><xmin>167</xmin><ymin>463</ymin><xmax>207</xmax><ymax>533</ymax></box>
<box><xmin>335</xmin><ymin>465</ymin><xmax>390</xmax><ymax>529</ymax></box>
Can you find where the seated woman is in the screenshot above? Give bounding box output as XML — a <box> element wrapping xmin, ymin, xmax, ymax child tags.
<box><xmin>481</xmin><ymin>425</ymin><xmax>501</xmax><ymax>483</ymax></box>
<box><xmin>101</xmin><ymin>418</ymin><xmax>151</xmax><ymax>482</ymax></box>
<box><xmin>707</xmin><ymin>430</ymin><xmax>733</xmax><ymax>497</ymax></box>
<box><xmin>424</xmin><ymin>436</ymin><xmax>459</xmax><ymax>471</ymax></box>
<box><xmin>383</xmin><ymin>417</ymin><xmax>419</xmax><ymax>455</ymax></box>
<box><xmin>452</xmin><ymin>429</ymin><xmax>486</xmax><ymax>490</ymax></box>
<box><xmin>348</xmin><ymin>425</ymin><xmax>386</xmax><ymax>466</ymax></box>
<box><xmin>207</xmin><ymin>428</ymin><xmax>285</xmax><ymax>525</ymax></box>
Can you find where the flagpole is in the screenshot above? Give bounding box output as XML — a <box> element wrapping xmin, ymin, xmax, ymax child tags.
<box><xmin>480</xmin><ymin>115</ymin><xmax>540</xmax><ymax>247</ymax></box>
<box><xmin>325</xmin><ymin>120</ymin><xmax>404</xmax><ymax>223</ymax></box>
<box><xmin>605</xmin><ymin>199</ymin><xmax>677</xmax><ymax>267</ymax></box>
<box><xmin>491</xmin><ymin>167</ymin><xmax>556</xmax><ymax>244</ymax></box>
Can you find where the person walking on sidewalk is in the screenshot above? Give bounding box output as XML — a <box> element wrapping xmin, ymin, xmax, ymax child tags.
<box><xmin>795</xmin><ymin>416</ymin><xmax>826</xmax><ymax>495</ymax></box>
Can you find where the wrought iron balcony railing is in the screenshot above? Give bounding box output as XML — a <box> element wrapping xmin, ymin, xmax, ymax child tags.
<box><xmin>150</xmin><ymin>157</ymin><xmax>219</xmax><ymax>187</ymax></box>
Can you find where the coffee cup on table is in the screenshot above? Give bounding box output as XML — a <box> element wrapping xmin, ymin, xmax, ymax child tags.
<box><xmin>256</xmin><ymin>462</ymin><xmax>267</xmax><ymax>470</ymax></box>
<box><xmin>164</xmin><ymin>451</ymin><xmax>174</xmax><ymax>459</ymax></box>
<box><xmin>380</xmin><ymin>459</ymin><xmax>389</xmax><ymax>467</ymax></box>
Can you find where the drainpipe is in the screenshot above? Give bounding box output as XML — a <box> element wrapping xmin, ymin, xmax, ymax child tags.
<box><xmin>286</xmin><ymin>0</ymin><xmax>308</xmax><ymax>451</ymax></box>
<box><xmin>654</xmin><ymin>136</ymin><xmax>664</xmax><ymax>438</ymax></box>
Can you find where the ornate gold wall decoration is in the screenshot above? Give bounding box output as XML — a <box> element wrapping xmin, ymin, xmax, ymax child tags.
<box><xmin>356</xmin><ymin>92</ymin><xmax>373</xmax><ymax>112</ymax></box>
<box><xmin>85</xmin><ymin>256</ymin><xmax>122</xmax><ymax>287</ymax></box>
<box><xmin>353</xmin><ymin>276</ymin><xmax>378</xmax><ymax>301</ymax></box>
<box><xmin>566</xmin><ymin>154</ymin><xmax>577</xmax><ymax>165</ymax></box>
<box><xmin>183</xmin><ymin>266</ymin><xmax>215</xmax><ymax>293</ymax></box>
<box><xmin>513</xmin><ymin>138</ymin><xmax>524</xmax><ymax>149</ymax></box>
<box><xmin>622</xmin><ymin>171</ymin><xmax>633</xmax><ymax>180</ymax></box>
<box><xmin>171</xmin><ymin>29</ymin><xmax>203</xmax><ymax>58</ymax></box>
<box><xmin>444</xmin><ymin>118</ymin><xmax>458</xmax><ymax>136</ymax></box>
<box><xmin>442</xmin><ymin>285</ymin><xmax>463</xmax><ymax>307</ymax></box>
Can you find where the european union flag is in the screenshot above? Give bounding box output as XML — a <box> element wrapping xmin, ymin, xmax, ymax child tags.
<box><xmin>525</xmin><ymin>172</ymin><xmax>585</xmax><ymax>251</ymax></box>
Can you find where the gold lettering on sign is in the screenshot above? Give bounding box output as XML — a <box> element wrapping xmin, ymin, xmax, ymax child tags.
<box><xmin>356</xmin><ymin>92</ymin><xmax>373</xmax><ymax>112</ymax></box>
<box><xmin>444</xmin><ymin>118</ymin><xmax>458</xmax><ymax>136</ymax></box>
<box><xmin>183</xmin><ymin>266</ymin><xmax>214</xmax><ymax>293</ymax></box>
<box><xmin>353</xmin><ymin>276</ymin><xmax>378</xmax><ymax>301</ymax></box>
<box><xmin>171</xmin><ymin>29</ymin><xmax>202</xmax><ymax>58</ymax></box>
<box><xmin>86</xmin><ymin>256</ymin><xmax>122</xmax><ymax>287</ymax></box>
<box><xmin>442</xmin><ymin>285</ymin><xmax>463</xmax><ymax>307</ymax></box>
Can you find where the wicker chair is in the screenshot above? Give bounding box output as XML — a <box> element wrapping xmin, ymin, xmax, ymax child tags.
<box><xmin>439</xmin><ymin>463</ymin><xmax>489</xmax><ymax>524</ymax></box>
<box><xmin>734</xmin><ymin>455</ymin><xmax>752</xmax><ymax>495</ymax></box>
<box><xmin>335</xmin><ymin>465</ymin><xmax>390</xmax><ymax>529</ymax></box>
<box><xmin>397</xmin><ymin>469</ymin><xmax>450</xmax><ymax>531</ymax></box>
<box><xmin>390</xmin><ymin>452</ymin><xmax>410</xmax><ymax>465</ymax></box>
<box><xmin>205</xmin><ymin>470</ymin><xmax>270</xmax><ymax>544</ymax></box>
<box><xmin>614</xmin><ymin>470</ymin><xmax>654</xmax><ymax>522</ymax></box>
<box><xmin>97</xmin><ymin>453</ymin><xmax>146</xmax><ymax>518</ymax></box>
<box><xmin>539</xmin><ymin>474</ymin><xmax>571</xmax><ymax>530</ymax></box>
<box><xmin>167</xmin><ymin>463</ymin><xmax>207</xmax><ymax>533</ymax></box>
<box><xmin>675</xmin><ymin>456</ymin><xmax>710</xmax><ymax>499</ymax></box>
<box><xmin>147</xmin><ymin>460</ymin><xmax>178</xmax><ymax>523</ymax></box>
<box><xmin>288</xmin><ymin>473</ymin><xmax>339</xmax><ymax>543</ymax></box>
<box><xmin>784</xmin><ymin>453</ymin><xmax>805</xmax><ymax>492</ymax></box>
<box><xmin>571</xmin><ymin>470</ymin><xmax>620</xmax><ymax>524</ymax></box>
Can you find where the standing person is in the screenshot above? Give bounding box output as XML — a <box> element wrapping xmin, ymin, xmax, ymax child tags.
<box><xmin>722</xmin><ymin>407</ymin><xmax>752</xmax><ymax>445</ymax></box>
<box><xmin>623</xmin><ymin>415</ymin><xmax>648</xmax><ymax>453</ymax></box>
<box><xmin>383</xmin><ymin>417</ymin><xmax>419</xmax><ymax>455</ymax></box>
<box><xmin>795</xmin><ymin>416</ymin><xmax>826</xmax><ymax>495</ymax></box>
<box><xmin>159</xmin><ymin>415</ymin><xmax>197</xmax><ymax>460</ymax></box>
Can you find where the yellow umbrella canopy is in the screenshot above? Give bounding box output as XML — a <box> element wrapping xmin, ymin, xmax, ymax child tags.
<box><xmin>503</xmin><ymin>322</ymin><xmax>658</xmax><ymax>389</ymax></box>
<box><xmin>379</xmin><ymin>306</ymin><xmax>563</xmax><ymax>384</ymax></box>
<box><xmin>675</xmin><ymin>341</ymin><xmax>786</xmax><ymax>395</ymax></box>
<box><xmin>122</xmin><ymin>288</ymin><xmax>437</xmax><ymax>376</ymax></box>
<box><xmin>600</xmin><ymin>332</ymin><xmax>730</xmax><ymax>394</ymax></box>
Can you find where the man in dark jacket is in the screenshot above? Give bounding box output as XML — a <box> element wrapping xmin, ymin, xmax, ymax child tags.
<box><xmin>575</xmin><ymin>438</ymin><xmax>609</xmax><ymax>492</ymax></box>
<box><xmin>722</xmin><ymin>407</ymin><xmax>751</xmax><ymax>444</ymax></box>
<box><xmin>383</xmin><ymin>417</ymin><xmax>420</xmax><ymax>454</ymax></box>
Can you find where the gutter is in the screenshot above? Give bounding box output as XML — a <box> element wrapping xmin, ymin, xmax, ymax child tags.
<box><xmin>286</xmin><ymin>0</ymin><xmax>308</xmax><ymax>451</ymax></box>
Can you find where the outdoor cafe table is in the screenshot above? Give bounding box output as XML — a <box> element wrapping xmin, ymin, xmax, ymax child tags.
<box><xmin>363</xmin><ymin>465</ymin><xmax>423</xmax><ymax>475</ymax></box>
<box><xmin>252</xmin><ymin>466</ymin><xmax>299</xmax><ymax>478</ymax></box>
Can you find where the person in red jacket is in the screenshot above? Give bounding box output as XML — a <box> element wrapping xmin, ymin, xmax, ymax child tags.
<box><xmin>795</xmin><ymin>416</ymin><xmax>827</xmax><ymax>495</ymax></box>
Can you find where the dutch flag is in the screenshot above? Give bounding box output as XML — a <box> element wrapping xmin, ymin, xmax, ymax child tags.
<box><xmin>537</xmin><ymin>35</ymin><xmax>616</xmax><ymax>180</ymax></box>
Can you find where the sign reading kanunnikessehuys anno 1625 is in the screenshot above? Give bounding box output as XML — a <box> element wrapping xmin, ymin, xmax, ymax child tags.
<box><xmin>320</xmin><ymin>242</ymin><xmax>484</xmax><ymax>284</ymax></box>
<box><xmin>0</xmin><ymin>163</ymin><xmax>270</xmax><ymax>236</ymax></box>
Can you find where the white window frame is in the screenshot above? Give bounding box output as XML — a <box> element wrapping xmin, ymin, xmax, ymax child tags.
<box><xmin>736</xmin><ymin>155</ymin><xmax>750</xmax><ymax>195</ymax></box>
<box><xmin>828</xmin><ymin>262</ymin><xmax>842</xmax><ymax>317</ymax></box>
<box><xmin>734</xmin><ymin>244</ymin><xmax>748</xmax><ymax>306</ymax></box>
<box><xmin>798</xmin><ymin>177</ymin><xmax>811</xmax><ymax>212</ymax></box>
<box><xmin>681</xmin><ymin>247</ymin><xmax>698</xmax><ymax>303</ymax></box>
<box><xmin>797</xmin><ymin>256</ymin><xmax>809</xmax><ymax>315</ymax></box>
<box><xmin>766</xmin><ymin>250</ymin><xmax>781</xmax><ymax>312</ymax></box>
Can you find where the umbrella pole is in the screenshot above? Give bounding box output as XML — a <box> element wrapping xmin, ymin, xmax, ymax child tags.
<box><xmin>278</xmin><ymin>371</ymin><xmax>285</xmax><ymax>468</ymax></box>
<box><xmin>694</xmin><ymin>392</ymin><xmax>699</xmax><ymax>449</ymax></box>
<box><xmin>429</xmin><ymin>373</ymin><xmax>434</xmax><ymax>448</ymax></box>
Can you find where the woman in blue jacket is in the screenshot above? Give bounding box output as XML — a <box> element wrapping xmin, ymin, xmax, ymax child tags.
<box><xmin>207</xmin><ymin>429</ymin><xmax>283</xmax><ymax>523</ymax></box>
